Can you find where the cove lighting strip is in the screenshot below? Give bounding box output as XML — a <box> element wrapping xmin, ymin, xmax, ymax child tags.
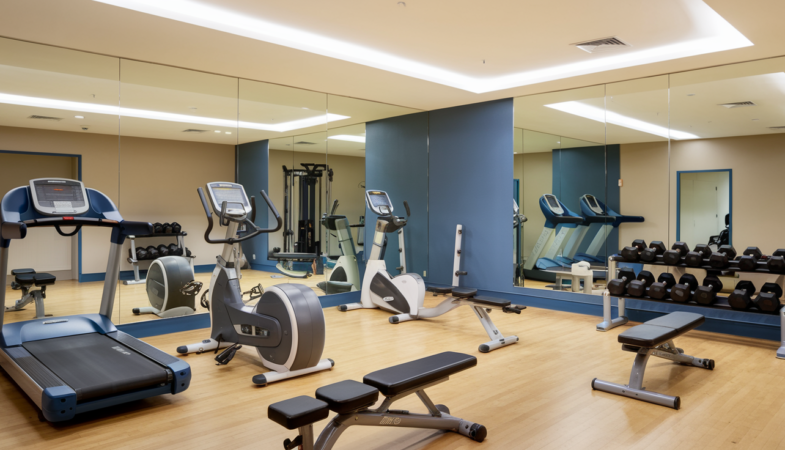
<box><xmin>0</xmin><ymin>93</ymin><xmax>348</xmax><ymax>132</ymax></box>
<box><xmin>328</xmin><ymin>134</ymin><xmax>365</xmax><ymax>143</ymax></box>
<box><xmin>545</xmin><ymin>101</ymin><xmax>699</xmax><ymax>140</ymax></box>
<box><xmin>93</xmin><ymin>0</ymin><xmax>752</xmax><ymax>94</ymax></box>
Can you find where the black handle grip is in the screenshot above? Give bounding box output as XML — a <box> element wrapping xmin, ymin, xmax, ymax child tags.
<box><xmin>403</xmin><ymin>200</ymin><xmax>411</xmax><ymax>217</ymax></box>
<box><xmin>197</xmin><ymin>187</ymin><xmax>216</xmax><ymax>244</ymax></box>
<box><xmin>330</xmin><ymin>199</ymin><xmax>339</xmax><ymax>215</ymax></box>
<box><xmin>258</xmin><ymin>190</ymin><xmax>283</xmax><ymax>233</ymax></box>
<box><xmin>250</xmin><ymin>195</ymin><xmax>256</xmax><ymax>224</ymax></box>
<box><xmin>54</xmin><ymin>225</ymin><xmax>82</xmax><ymax>237</ymax></box>
<box><xmin>455</xmin><ymin>271</ymin><xmax>468</xmax><ymax>276</ymax></box>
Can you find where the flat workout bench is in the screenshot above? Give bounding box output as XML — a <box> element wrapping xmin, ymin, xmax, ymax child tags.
<box><xmin>6</xmin><ymin>268</ymin><xmax>56</xmax><ymax>319</ymax></box>
<box><xmin>268</xmin><ymin>352</ymin><xmax>486</xmax><ymax>450</ymax></box>
<box><xmin>592</xmin><ymin>312</ymin><xmax>714</xmax><ymax>409</ymax></box>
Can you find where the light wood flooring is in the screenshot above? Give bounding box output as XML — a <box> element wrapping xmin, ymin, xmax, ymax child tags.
<box><xmin>3</xmin><ymin>269</ymin><xmax>326</xmax><ymax>325</ymax></box>
<box><xmin>2</xmin><ymin>292</ymin><xmax>785</xmax><ymax>449</ymax></box>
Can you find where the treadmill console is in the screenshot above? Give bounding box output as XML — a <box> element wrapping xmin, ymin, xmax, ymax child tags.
<box><xmin>582</xmin><ymin>194</ymin><xmax>604</xmax><ymax>214</ymax></box>
<box><xmin>205</xmin><ymin>182</ymin><xmax>252</xmax><ymax>215</ymax></box>
<box><xmin>29</xmin><ymin>178</ymin><xmax>89</xmax><ymax>216</ymax></box>
<box><xmin>366</xmin><ymin>190</ymin><xmax>393</xmax><ymax>216</ymax></box>
<box><xmin>542</xmin><ymin>194</ymin><xmax>564</xmax><ymax>215</ymax></box>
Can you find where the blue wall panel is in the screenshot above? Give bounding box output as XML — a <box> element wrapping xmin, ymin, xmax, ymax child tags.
<box><xmin>237</xmin><ymin>140</ymin><xmax>275</xmax><ymax>269</ymax></box>
<box><xmin>428</xmin><ymin>99</ymin><xmax>513</xmax><ymax>288</ymax></box>
<box><xmin>365</xmin><ymin>112</ymin><xmax>429</xmax><ymax>278</ymax></box>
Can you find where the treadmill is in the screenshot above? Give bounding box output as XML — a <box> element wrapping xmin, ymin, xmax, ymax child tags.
<box><xmin>0</xmin><ymin>178</ymin><xmax>191</xmax><ymax>422</ymax></box>
<box><xmin>569</xmin><ymin>194</ymin><xmax>644</xmax><ymax>264</ymax></box>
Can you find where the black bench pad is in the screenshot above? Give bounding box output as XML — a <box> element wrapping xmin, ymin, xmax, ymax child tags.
<box><xmin>316</xmin><ymin>380</ymin><xmax>379</xmax><ymax>414</ymax></box>
<box><xmin>428</xmin><ymin>287</ymin><xmax>453</xmax><ymax>294</ymax></box>
<box><xmin>271</xmin><ymin>252</ymin><xmax>317</xmax><ymax>261</ymax></box>
<box><xmin>618</xmin><ymin>312</ymin><xmax>705</xmax><ymax>348</ymax></box>
<box><xmin>469</xmin><ymin>296</ymin><xmax>510</xmax><ymax>307</ymax></box>
<box><xmin>33</xmin><ymin>273</ymin><xmax>56</xmax><ymax>285</ymax></box>
<box><xmin>268</xmin><ymin>396</ymin><xmax>329</xmax><ymax>430</ymax></box>
<box><xmin>451</xmin><ymin>287</ymin><xmax>478</xmax><ymax>298</ymax></box>
<box><xmin>363</xmin><ymin>352</ymin><xmax>477</xmax><ymax>397</ymax></box>
<box><xmin>11</xmin><ymin>269</ymin><xmax>35</xmax><ymax>275</ymax></box>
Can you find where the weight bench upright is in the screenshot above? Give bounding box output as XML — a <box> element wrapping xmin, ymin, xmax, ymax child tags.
<box><xmin>592</xmin><ymin>312</ymin><xmax>714</xmax><ymax>409</ymax></box>
<box><xmin>268</xmin><ymin>352</ymin><xmax>487</xmax><ymax>450</ymax></box>
<box><xmin>6</xmin><ymin>268</ymin><xmax>56</xmax><ymax>319</ymax></box>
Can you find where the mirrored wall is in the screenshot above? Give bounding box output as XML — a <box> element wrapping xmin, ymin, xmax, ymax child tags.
<box><xmin>515</xmin><ymin>57</ymin><xmax>785</xmax><ymax>297</ymax></box>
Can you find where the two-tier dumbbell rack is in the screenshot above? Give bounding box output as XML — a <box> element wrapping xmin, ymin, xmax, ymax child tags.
<box><xmin>122</xmin><ymin>232</ymin><xmax>194</xmax><ymax>285</ymax></box>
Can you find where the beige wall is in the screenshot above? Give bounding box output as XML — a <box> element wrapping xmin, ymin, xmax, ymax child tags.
<box><xmin>516</xmin><ymin>151</ymin><xmax>552</xmax><ymax>261</ymax></box>
<box><xmin>117</xmin><ymin>135</ymin><xmax>235</xmax><ymax>270</ymax></box>
<box><xmin>620</xmin><ymin>133</ymin><xmax>785</xmax><ymax>254</ymax></box>
<box><xmin>326</xmin><ymin>152</ymin><xmax>365</xmax><ymax>254</ymax></box>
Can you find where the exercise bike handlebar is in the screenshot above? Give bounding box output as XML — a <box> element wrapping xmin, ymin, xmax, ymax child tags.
<box><xmin>197</xmin><ymin>187</ymin><xmax>283</xmax><ymax>245</ymax></box>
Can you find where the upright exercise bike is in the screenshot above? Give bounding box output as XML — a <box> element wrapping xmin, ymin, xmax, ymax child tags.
<box><xmin>338</xmin><ymin>190</ymin><xmax>426</xmax><ymax>315</ymax></box>
<box><xmin>177</xmin><ymin>182</ymin><xmax>333</xmax><ymax>386</ymax></box>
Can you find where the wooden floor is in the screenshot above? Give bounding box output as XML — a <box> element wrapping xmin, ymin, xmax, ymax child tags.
<box><xmin>3</xmin><ymin>269</ymin><xmax>326</xmax><ymax>325</ymax></box>
<box><xmin>1</xmin><ymin>295</ymin><xmax>785</xmax><ymax>449</ymax></box>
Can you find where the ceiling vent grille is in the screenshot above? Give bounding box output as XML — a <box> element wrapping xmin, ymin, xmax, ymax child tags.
<box><xmin>183</xmin><ymin>129</ymin><xmax>209</xmax><ymax>133</ymax></box>
<box><xmin>719</xmin><ymin>101</ymin><xmax>756</xmax><ymax>108</ymax></box>
<box><xmin>28</xmin><ymin>115</ymin><xmax>63</xmax><ymax>121</ymax></box>
<box><xmin>572</xmin><ymin>36</ymin><xmax>630</xmax><ymax>53</ymax></box>
<box><xmin>294</xmin><ymin>141</ymin><xmax>316</xmax><ymax>145</ymax></box>
<box><xmin>769</xmin><ymin>126</ymin><xmax>785</xmax><ymax>130</ymax></box>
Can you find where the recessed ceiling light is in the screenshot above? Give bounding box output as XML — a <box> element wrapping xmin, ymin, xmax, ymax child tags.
<box><xmin>546</xmin><ymin>101</ymin><xmax>699</xmax><ymax>140</ymax></box>
<box><xmin>214</xmin><ymin>130</ymin><xmax>221</xmax><ymax>133</ymax></box>
<box><xmin>92</xmin><ymin>0</ymin><xmax>752</xmax><ymax>93</ymax></box>
<box><xmin>328</xmin><ymin>134</ymin><xmax>365</xmax><ymax>143</ymax></box>
<box><xmin>0</xmin><ymin>92</ymin><xmax>350</xmax><ymax>132</ymax></box>
<box><xmin>75</xmin><ymin>115</ymin><xmax>84</xmax><ymax>119</ymax></box>
<box><xmin>225</xmin><ymin>131</ymin><xmax>232</xmax><ymax>134</ymax></box>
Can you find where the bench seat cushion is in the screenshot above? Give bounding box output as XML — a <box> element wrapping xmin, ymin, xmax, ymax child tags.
<box><xmin>451</xmin><ymin>287</ymin><xmax>478</xmax><ymax>298</ymax></box>
<box><xmin>33</xmin><ymin>273</ymin><xmax>56</xmax><ymax>286</ymax></box>
<box><xmin>11</xmin><ymin>268</ymin><xmax>35</xmax><ymax>275</ymax></box>
<box><xmin>618</xmin><ymin>312</ymin><xmax>705</xmax><ymax>348</ymax></box>
<box><xmin>315</xmin><ymin>380</ymin><xmax>379</xmax><ymax>414</ymax></box>
<box><xmin>363</xmin><ymin>352</ymin><xmax>476</xmax><ymax>397</ymax></box>
<box><xmin>14</xmin><ymin>273</ymin><xmax>36</xmax><ymax>286</ymax></box>
<box><xmin>469</xmin><ymin>296</ymin><xmax>511</xmax><ymax>307</ymax></box>
<box><xmin>271</xmin><ymin>252</ymin><xmax>317</xmax><ymax>261</ymax></box>
<box><xmin>268</xmin><ymin>396</ymin><xmax>329</xmax><ymax>430</ymax></box>
<box><xmin>428</xmin><ymin>287</ymin><xmax>453</xmax><ymax>295</ymax></box>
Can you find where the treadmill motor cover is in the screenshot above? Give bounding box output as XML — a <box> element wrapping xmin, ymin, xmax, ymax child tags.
<box><xmin>23</xmin><ymin>334</ymin><xmax>170</xmax><ymax>402</ymax></box>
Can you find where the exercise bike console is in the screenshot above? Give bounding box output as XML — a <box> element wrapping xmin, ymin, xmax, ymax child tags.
<box><xmin>197</xmin><ymin>182</ymin><xmax>282</xmax><ymax>245</ymax></box>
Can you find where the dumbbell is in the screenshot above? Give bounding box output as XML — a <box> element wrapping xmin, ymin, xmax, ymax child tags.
<box><xmin>607</xmin><ymin>267</ymin><xmax>637</xmax><ymax>296</ymax></box>
<box><xmin>640</xmin><ymin>241</ymin><xmax>667</xmax><ymax>263</ymax></box>
<box><xmin>185</xmin><ymin>247</ymin><xmax>192</xmax><ymax>257</ymax></box>
<box><xmin>162</xmin><ymin>222</ymin><xmax>172</xmax><ymax>234</ymax></box>
<box><xmin>693</xmin><ymin>275</ymin><xmax>724</xmax><ymax>305</ymax></box>
<box><xmin>685</xmin><ymin>244</ymin><xmax>712</xmax><ymax>267</ymax></box>
<box><xmin>649</xmin><ymin>273</ymin><xmax>677</xmax><ymax>300</ymax></box>
<box><xmin>626</xmin><ymin>271</ymin><xmax>656</xmax><ymax>297</ymax></box>
<box><xmin>168</xmin><ymin>243</ymin><xmax>181</xmax><ymax>256</ymax></box>
<box><xmin>708</xmin><ymin>245</ymin><xmax>737</xmax><ymax>269</ymax></box>
<box><xmin>621</xmin><ymin>239</ymin><xmax>647</xmax><ymax>262</ymax></box>
<box><xmin>157</xmin><ymin>244</ymin><xmax>170</xmax><ymax>257</ymax></box>
<box><xmin>171</xmin><ymin>222</ymin><xmax>182</xmax><ymax>234</ymax></box>
<box><xmin>146</xmin><ymin>245</ymin><xmax>160</xmax><ymax>259</ymax></box>
<box><xmin>766</xmin><ymin>249</ymin><xmax>785</xmax><ymax>274</ymax></box>
<box><xmin>737</xmin><ymin>247</ymin><xmax>763</xmax><ymax>272</ymax></box>
<box><xmin>728</xmin><ymin>281</ymin><xmax>757</xmax><ymax>311</ymax></box>
<box><xmin>754</xmin><ymin>282</ymin><xmax>784</xmax><ymax>313</ymax></box>
<box><xmin>670</xmin><ymin>274</ymin><xmax>699</xmax><ymax>303</ymax></box>
<box><xmin>153</xmin><ymin>222</ymin><xmax>164</xmax><ymax>234</ymax></box>
<box><xmin>663</xmin><ymin>242</ymin><xmax>690</xmax><ymax>265</ymax></box>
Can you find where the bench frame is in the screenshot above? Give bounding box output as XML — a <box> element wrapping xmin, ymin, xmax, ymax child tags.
<box><xmin>592</xmin><ymin>338</ymin><xmax>713</xmax><ymax>409</ymax></box>
<box><xmin>282</xmin><ymin>377</ymin><xmax>484</xmax><ymax>450</ymax></box>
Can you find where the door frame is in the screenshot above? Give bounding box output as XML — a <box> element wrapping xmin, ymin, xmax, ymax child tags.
<box><xmin>676</xmin><ymin>169</ymin><xmax>732</xmax><ymax>246</ymax></box>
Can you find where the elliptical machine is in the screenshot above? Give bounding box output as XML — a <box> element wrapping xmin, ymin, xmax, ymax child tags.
<box><xmin>317</xmin><ymin>200</ymin><xmax>361</xmax><ymax>294</ymax></box>
<box><xmin>338</xmin><ymin>190</ymin><xmax>426</xmax><ymax>315</ymax></box>
<box><xmin>177</xmin><ymin>182</ymin><xmax>333</xmax><ymax>386</ymax></box>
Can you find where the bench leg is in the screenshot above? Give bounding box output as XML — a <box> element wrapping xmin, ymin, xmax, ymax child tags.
<box><xmin>32</xmin><ymin>290</ymin><xmax>46</xmax><ymax>319</ymax></box>
<box><xmin>652</xmin><ymin>340</ymin><xmax>714</xmax><ymax>369</ymax></box>
<box><xmin>592</xmin><ymin>348</ymin><xmax>680</xmax><ymax>409</ymax></box>
<box><xmin>596</xmin><ymin>290</ymin><xmax>628</xmax><ymax>331</ymax></box>
<box><xmin>472</xmin><ymin>306</ymin><xmax>519</xmax><ymax>353</ymax></box>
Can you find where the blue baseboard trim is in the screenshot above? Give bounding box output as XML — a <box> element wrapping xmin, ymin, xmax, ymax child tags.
<box><xmin>194</xmin><ymin>264</ymin><xmax>214</xmax><ymax>273</ymax></box>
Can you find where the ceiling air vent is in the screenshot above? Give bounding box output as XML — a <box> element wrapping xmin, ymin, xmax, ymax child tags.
<box><xmin>294</xmin><ymin>141</ymin><xmax>316</xmax><ymax>145</ymax></box>
<box><xmin>183</xmin><ymin>129</ymin><xmax>209</xmax><ymax>133</ymax></box>
<box><xmin>572</xmin><ymin>36</ymin><xmax>630</xmax><ymax>53</ymax></box>
<box><xmin>769</xmin><ymin>126</ymin><xmax>785</xmax><ymax>130</ymax></box>
<box><xmin>28</xmin><ymin>115</ymin><xmax>63</xmax><ymax>121</ymax></box>
<box><xmin>719</xmin><ymin>101</ymin><xmax>756</xmax><ymax>108</ymax></box>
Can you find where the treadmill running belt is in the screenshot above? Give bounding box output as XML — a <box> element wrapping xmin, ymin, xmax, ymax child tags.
<box><xmin>23</xmin><ymin>334</ymin><xmax>170</xmax><ymax>402</ymax></box>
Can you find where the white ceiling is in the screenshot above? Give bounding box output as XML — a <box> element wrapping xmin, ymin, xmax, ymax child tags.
<box><xmin>1</xmin><ymin>0</ymin><xmax>784</xmax><ymax>110</ymax></box>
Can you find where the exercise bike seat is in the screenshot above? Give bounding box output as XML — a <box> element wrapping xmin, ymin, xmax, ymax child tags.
<box><xmin>268</xmin><ymin>395</ymin><xmax>330</xmax><ymax>430</ymax></box>
<box><xmin>450</xmin><ymin>287</ymin><xmax>478</xmax><ymax>298</ymax></box>
<box><xmin>316</xmin><ymin>380</ymin><xmax>380</xmax><ymax>414</ymax></box>
<box><xmin>363</xmin><ymin>352</ymin><xmax>477</xmax><ymax>397</ymax></box>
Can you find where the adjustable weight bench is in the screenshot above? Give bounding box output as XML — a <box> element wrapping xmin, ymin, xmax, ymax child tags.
<box><xmin>592</xmin><ymin>312</ymin><xmax>714</xmax><ymax>409</ymax></box>
<box><xmin>394</xmin><ymin>287</ymin><xmax>525</xmax><ymax>353</ymax></box>
<box><xmin>6</xmin><ymin>268</ymin><xmax>56</xmax><ymax>319</ymax></box>
<box><xmin>268</xmin><ymin>352</ymin><xmax>487</xmax><ymax>450</ymax></box>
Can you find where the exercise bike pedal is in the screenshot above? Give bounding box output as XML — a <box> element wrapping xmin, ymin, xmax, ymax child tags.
<box><xmin>215</xmin><ymin>344</ymin><xmax>242</xmax><ymax>365</ymax></box>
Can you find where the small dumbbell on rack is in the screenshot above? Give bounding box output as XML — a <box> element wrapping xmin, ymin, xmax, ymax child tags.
<box><xmin>728</xmin><ymin>281</ymin><xmax>757</xmax><ymax>311</ymax></box>
<box><xmin>708</xmin><ymin>245</ymin><xmax>737</xmax><ymax>270</ymax></box>
<box><xmin>766</xmin><ymin>250</ymin><xmax>785</xmax><ymax>274</ymax></box>
<box><xmin>754</xmin><ymin>282</ymin><xmax>784</xmax><ymax>314</ymax></box>
<box><xmin>738</xmin><ymin>247</ymin><xmax>764</xmax><ymax>272</ymax></box>
<box><xmin>621</xmin><ymin>239</ymin><xmax>647</xmax><ymax>262</ymax></box>
<box><xmin>648</xmin><ymin>273</ymin><xmax>677</xmax><ymax>300</ymax></box>
<box><xmin>685</xmin><ymin>244</ymin><xmax>712</xmax><ymax>267</ymax></box>
<box><xmin>607</xmin><ymin>267</ymin><xmax>636</xmax><ymax>296</ymax></box>
<box><xmin>670</xmin><ymin>274</ymin><xmax>699</xmax><ymax>303</ymax></box>
<box><xmin>663</xmin><ymin>242</ymin><xmax>690</xmax><ymax>265</ymax></box>
<box><xmin>639</xmin><ymin>242</ymin><xmax>667</xmax><ymax>263</ymax></box>
<box><xmin>626</xmin><ymin>271</ymin><xmax>655</xmax><ymax>297</ymax></box>
<box><xmin>693</xmin><ymin>275</ymin><xmax>723</xmax><ymax>306</ymax></box>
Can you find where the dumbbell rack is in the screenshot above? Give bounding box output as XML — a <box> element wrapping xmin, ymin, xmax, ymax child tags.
<box><xmin>598</xmin><ymin>255</ymin><xmax>785</xmax><ymax>359</ymax></box>
<box><xmin>122</xmin><ymin>232</ymin><xmax>194</xmax><ymax>285</ymax></box>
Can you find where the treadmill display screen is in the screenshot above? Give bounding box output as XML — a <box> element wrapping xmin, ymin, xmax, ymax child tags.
<box><xmin>545</xmin><ymin>195</ymin><xmax>559</xmax><ymax>209</ymax></box>
<box><xmin>35</xmin><ymin>184</ymin><xmax>85</xmax><ymax>207</ymax></box>
<box><xmin>586</xmin><ymin>195</ymin><xmax>600</xmax><ymax>209</ymax></box>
